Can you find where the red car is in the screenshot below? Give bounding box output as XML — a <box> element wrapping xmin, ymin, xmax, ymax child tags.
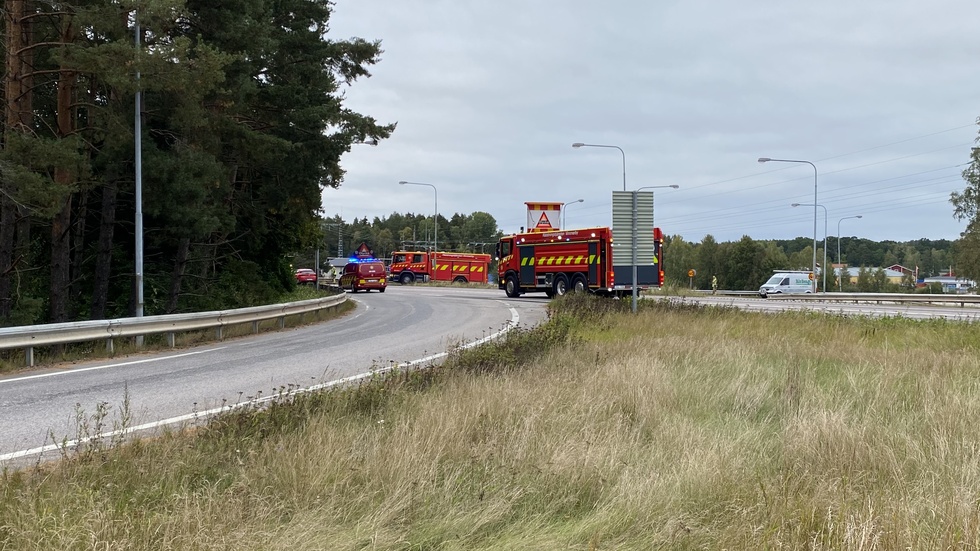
<box><xmin>339</xmin><ymin>261</ymin><xmax>387</xmax><ymax>293</ymax></box>
<box><xmin>294</xmin><ymin>268</ymin><xmax>318</xmax><ymax>285</ymax></box>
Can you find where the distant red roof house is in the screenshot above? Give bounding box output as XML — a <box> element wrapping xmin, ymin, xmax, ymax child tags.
<box><xmin>886</xmin><ymin>264</ymin><xmax>914</xmax><ymax>275</ymax></box>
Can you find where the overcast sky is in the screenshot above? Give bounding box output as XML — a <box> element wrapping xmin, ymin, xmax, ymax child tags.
<box><xmin>324</xmin><ymin>0</ymin><xmax>979</xmax><ymax>244</ymax></box>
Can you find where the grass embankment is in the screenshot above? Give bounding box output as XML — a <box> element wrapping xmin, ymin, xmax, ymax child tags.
<box><xmin>3</xmin><ymin>296</ymin><xmax>980</xmax><ymax>549</ymax></box>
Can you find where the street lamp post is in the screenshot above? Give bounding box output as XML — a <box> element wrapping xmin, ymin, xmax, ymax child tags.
<box><xmin>398</xmin><ymin>181</ymin><xmax>438</xmax><ymax>280</ymax></box>
<box><xmin>836</xmin><ymin>215</ymin><xmax>863</xmax><ymax>291</ymax></box>
<box><xmin>792</xmin><ymin>203</ymin><xmax>827</xmax><ymax>292</ymax></box>
<box><xmin>561</xmin><ymin>198</ymin><xmax>584</xmax><ymax>229</ymax></box>
<box><xmin>759</xmin><ymin>157</ymin><xmax>818</xmax><ymax>293</ymax></box>
<box><xmin>631</xmin><ymin>185</ymin><xmax>679</xmax><ymax>313</ymax></box>
<box><xmin>572</xmin><ymin>142</ymin><xmax>627</xmax><ymax>191</ymax></box>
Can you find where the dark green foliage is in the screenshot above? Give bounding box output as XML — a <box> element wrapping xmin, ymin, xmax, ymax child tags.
<box><xmin>0</xmin><ymin>0</ymin><xmax>394</xmax><ymax>324</ymax></box>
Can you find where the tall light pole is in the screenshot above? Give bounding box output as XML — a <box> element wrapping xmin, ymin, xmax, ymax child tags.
<box><xmin>793</xmin><ymin>203</ymin><xmax>827</xmax><ymax>292</ymax></box>
<box><xmin>631</xmin><ymin>185</ymin><xmax>679</xmax><ymax>313</ymax></box>
<box><xmin>759</xmin><ymin>157</ymin><xmax>818</xmax><ymax>293</ymax></box>
<box><xmin>134</xmin><ymin>8</ymin><xmax>143</xmax><ymax>323</ymax></box>
<box><xmin>562</xmin><ymin>198</ymin><xmax>584</xmax><ymax>228</ymax></box>
<box><xmin>572</xmin><ymin>142</ymin><xmax>626</xmax><ymax>191</ymax></box>
<box><xmin>836</xmin><ymin>215</ymin><xmax>863</xmax><ymax>291</ymax></box>
<box><xmin>398</xmin><ymin>181</ymin><xmax>438</xmax><ymax>279</ymax></box>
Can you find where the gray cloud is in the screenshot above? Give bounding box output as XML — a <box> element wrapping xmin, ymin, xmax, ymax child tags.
<box><xmin>326</xmin><ymin>0</ymin><xmax>979</xmax><ymax>243</ymax></box>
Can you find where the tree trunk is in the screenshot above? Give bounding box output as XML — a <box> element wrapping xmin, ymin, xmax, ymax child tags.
<box><xmin>70</xmin><ymin>189</ymin><xmax>88</xmax><ymax>314</ymax></box>
<box><xmin>166</xmin><ymin>237</ymin><xmax>191</xmax><ymax>313</ymax></box>
<box><xmin>2</xmin><ymin>0</ymin><xmax>34</xmax><ymax>322</ymax></box>
<box><xmin>90</xmin><ymin>181</ymin><xmax>117</xmax><ymax>320</ymax></box>
<box><xmin>48</xmin><ymin>14</ymin><xmax>77</xmax><ymax>323</ymax></box>
<box><xmin>0</xmin><ymin>201</ymin><xmax>15</xmax><ymax>320</ymax></box>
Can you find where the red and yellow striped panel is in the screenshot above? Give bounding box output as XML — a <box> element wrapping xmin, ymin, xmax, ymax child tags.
<box><xmin>520</xmin><ymin>255</ymin><xmax>597</xmax><ymax>266</ymax></box>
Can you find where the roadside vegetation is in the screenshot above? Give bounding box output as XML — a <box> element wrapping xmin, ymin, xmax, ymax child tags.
<box><xmin>3</xmin><ymin>295</ymin><xmax>980</xmax><ymax>549</ymax></box>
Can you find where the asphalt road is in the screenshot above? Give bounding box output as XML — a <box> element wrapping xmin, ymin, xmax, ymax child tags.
<box><xmin>0</xmin><ymin>286</ymin><xmax>550</xmax><ymax>462</ymax></box>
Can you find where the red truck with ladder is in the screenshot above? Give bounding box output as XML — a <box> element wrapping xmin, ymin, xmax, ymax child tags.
<box><xmin>496</xmin><ymin>198</ymin><xmax>665</xmax><ymax>298</ymax></box>
<box><xmin>389</xmin><ymin>250</ymin><xmax>492</xmax><ymax>284</ymax></box>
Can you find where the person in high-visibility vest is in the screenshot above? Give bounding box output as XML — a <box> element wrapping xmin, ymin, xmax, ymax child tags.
<box><xmin>712</xmin><ymin>275</ymin><xmax>718</xmax><ymax>295</ymax></box>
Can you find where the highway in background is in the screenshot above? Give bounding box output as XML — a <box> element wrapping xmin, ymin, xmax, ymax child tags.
<box><xmin>662</xmin><ymin>293</ymin><xmax>980</xmax><ymax>322</ymax></box>
<box><xmin>0</xmin><ymin>287</ymin><xmax>549</xmax><ymax>461</ymax></box>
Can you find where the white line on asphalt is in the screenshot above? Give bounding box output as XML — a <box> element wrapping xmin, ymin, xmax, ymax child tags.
<box><xmin>0</xmin><ymin>348</ymin><xmax>227</xmax><ymax>385</ymax></box>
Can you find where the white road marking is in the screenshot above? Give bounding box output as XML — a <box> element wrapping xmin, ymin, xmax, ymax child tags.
<box><xmin>0</xmin><ymin>348</ymin><xmax>227</xmax><ymax>385</ymax></box>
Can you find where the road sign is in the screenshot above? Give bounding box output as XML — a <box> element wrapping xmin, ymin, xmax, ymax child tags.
<box><xmin>688</xmin><ymin>269</ymin><xmax>696</xmax><ymax>278</ymax></box>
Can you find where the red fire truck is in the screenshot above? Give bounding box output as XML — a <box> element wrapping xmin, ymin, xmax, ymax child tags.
<box><xmin>496</xmin><ymin>226</ymin><xmax>664</xmax><ymax>298</ymax></box>
<box><xmin>389</xmin><ymin>251</ymin><xmax>492</xmax><ymax>284</ymax></box>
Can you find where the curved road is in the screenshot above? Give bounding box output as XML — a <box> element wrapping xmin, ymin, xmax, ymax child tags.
<box><xmin>0</xmin><ymin>286</ymin><xmax>549</xmax><ymax>462</ymax></box>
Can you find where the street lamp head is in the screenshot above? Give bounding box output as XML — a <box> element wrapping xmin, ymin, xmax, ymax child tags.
<box><xmin>758</xmin><ymin>157</ymin><xmax>772</xmax><ymax>163</ymax></box>
<box><xmin>856</xmin><ymin>215</ymin><xmax>863</xmax><ymax>219</ymax></box>
<box><xmin>791</xmin><ymin>203</ymin><xmax>801</xmax><ymax>207</ymax></box>
<box><xmin>668</xmin><ymin>184</ymin><xmax>679</xmax><ymax>189</ymax></box>
<box><xmin>359</xmin><ymin>138</ymin><xmax>379</xmax><ymax>146</ymax></box>
<box><xmin>571</xmin><ymin>142</ymin><xmax>585</xmax><ymax>148</ymax></box>
<box><xmin>397</xmin><ymin>181</ymin><xmax>408</xmax><ymax>185</ymax></box>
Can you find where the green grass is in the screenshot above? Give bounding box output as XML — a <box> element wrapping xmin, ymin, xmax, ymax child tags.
<box><xmin>3</xmin><ymin>295</ymin><xmax>980</xmax><ymax>549</ymax></box>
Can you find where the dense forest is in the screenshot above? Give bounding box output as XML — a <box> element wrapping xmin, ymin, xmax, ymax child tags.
<box><xmin>1</xmin><ymin>0</ymin><xmax>393</xmax><ymax>326</ymax></box>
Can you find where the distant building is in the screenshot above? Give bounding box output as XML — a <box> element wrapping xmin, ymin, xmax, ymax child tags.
<box><xmin>921</xmin><ymin>276</ymin><xmax>976</xmax><ymax>294</ymax></box>
<box><xmin>885</xmin><ymin>264</ymin><xmax>915</xmax><ymax>276</ymax></box>
<box><xmin>836</xmin><ymin>266</ymin><xmax>906</xmax><ymax>286</ymax></box>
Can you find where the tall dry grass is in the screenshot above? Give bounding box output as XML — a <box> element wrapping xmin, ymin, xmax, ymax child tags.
<box><xmin>2</xmin><ymin>296</ymin><xmax>980</xmax><ymax>549</ymax></box>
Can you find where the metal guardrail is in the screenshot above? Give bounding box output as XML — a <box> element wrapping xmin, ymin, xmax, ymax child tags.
<box><xmin>0</xmin><ymin>294</ymin><xmax>348</xmax><ymax>367</ymax></box>
<box><xmin>764</xmin><ymin>292</ymin><xmax>980</xmax><ymax>306</ymax></box>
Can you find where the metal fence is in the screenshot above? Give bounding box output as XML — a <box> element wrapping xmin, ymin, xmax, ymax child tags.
<box><xmin>0</xmin><ymin>294</ymin><xmax>348</xmax><ymax>367</ymax></box>
<box><xmin>763</xmin><ymin>292</ymin><xmax>980</xmax><ymax>306</ymax></box>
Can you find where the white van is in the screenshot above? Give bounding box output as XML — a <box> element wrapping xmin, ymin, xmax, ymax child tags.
<box><xmin>759</xmin><ymin>271</ymin><xmax>813</xmax><ymax>297</ymax></box>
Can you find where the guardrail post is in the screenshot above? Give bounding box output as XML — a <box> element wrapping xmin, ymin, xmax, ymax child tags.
<box><xmin>106</xmin><ymin>338</ymin><xmax>114</xmax><ymax>354</ymax></box>
<box><xmin>25</xmin><ymin>347</ymin><xmax>33</xmax><ymax>367</ymax></box>
<box><xmin>278</xmin><ymin>316</ymin><xmax>285</xmax><ymax>330</ymax></box>
<box><xmin>216</xmin><ymin>326</ymin><xmax>223</xmax><ymax>340</ymax></box>
<box><xmin>252</xmin><ymin>321</ymin><xmax>259</xmax><ymax>334</ymax></box>
<box><xmin>167</xmin><ymin>332</ymin><xmax>175</xmax><ymax>348</ymax></box>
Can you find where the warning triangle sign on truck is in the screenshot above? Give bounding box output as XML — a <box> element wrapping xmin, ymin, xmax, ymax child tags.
<box><xmin>535</xmin><ymin>213</ymin><xmax>554</xmax><ymax>230</ymax></box>
<box><xmin>353</xmin><ymin>242</ymin><xmax>374</xmax><ymax>259</ymax></box>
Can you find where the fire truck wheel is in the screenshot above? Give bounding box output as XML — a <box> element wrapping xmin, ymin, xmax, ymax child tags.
<box><xmin>400</xmin><ymin>272</ymin><xmax>415</xmax><ymax>284</ymax></box>
<box><xmin>571</xmin><ymin>274</ymin><xmax>588</xmax><ymax>293</ymax></box>
<box><xmin>505</xmin><ymin>275</ymin><xmax>520</xmax><ymax>298</ymax></box>
<box><xmin>452</xmin><ymin>276</ymin><xmax>467</xmax><ymax>284</ymax></box>
<box><xmin>379</xmin><ymin>287</ymin><xmax>386</xmax><ymax>293</ymax></box>
<box><xmin>553</xmin><ymin>274</ymin><xmax>569</xmax><ymax>297</ymax></box>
